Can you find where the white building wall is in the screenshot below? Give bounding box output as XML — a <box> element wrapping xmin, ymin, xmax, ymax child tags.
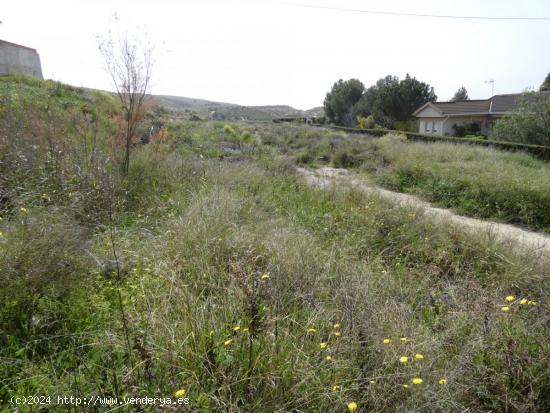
<box><xmin>0</xmin><ymin>42</ymin><xmax>43</xmax><ymax>78</ymax></box>
<box><xmin>418</xmin><ymin>117</ymin><xmax>444</xmax><ymax>136</ymax></box>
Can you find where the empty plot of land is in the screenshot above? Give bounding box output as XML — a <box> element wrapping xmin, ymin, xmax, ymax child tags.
<box><xmin>299</xmin><ymin>167</ymin><xmax>550</xmax><ymax>257</ymax></box>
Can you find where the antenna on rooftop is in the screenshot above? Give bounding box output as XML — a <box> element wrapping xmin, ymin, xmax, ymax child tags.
<box><xmin>484</xmin><ymin>78</ymin><xmax>495</xmax><ymax>96</ymax></box>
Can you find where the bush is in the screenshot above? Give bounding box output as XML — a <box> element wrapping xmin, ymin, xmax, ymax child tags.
<box><xmin>452</xmin><ymin>122</ymin><xmax>481</xmax><ymax>137</ymax></box>
<box><xmin>357</xmin><ymin>115</ymin><xmax>375</xmax><ymax>129</ymax></box>
<box><xmin>493</xmin><ymin>93</ymin><xmax>550</xmax><ymax>146</ymax></box>
<box><xmin>394</xmin><ymin>119</ymin><xmax>418</xmax><ymax>132</ymax></box>
<box><xmin>332</xmin><ymin>150</ymin><xmax>361</xmax><ymax>168</ymax></box>
<box><xmin>296</xmin><ymin>150</ymin><xmax>314</xmax><ymax>165</ymax></box>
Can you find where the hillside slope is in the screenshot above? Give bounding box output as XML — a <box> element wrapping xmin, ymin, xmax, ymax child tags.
<box><xmin>153</xmin><ymin>94</ymin><xmax>323</xmax><ymax>120</ymax></box>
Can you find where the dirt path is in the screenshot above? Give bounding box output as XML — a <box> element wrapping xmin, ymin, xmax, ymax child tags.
<box><xmin>298</xmin><ymin>167</ymin><xmax>550</xmax><ymax>257</ymax></box>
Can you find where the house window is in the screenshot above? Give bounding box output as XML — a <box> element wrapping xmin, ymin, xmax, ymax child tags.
<box><xmin>432</xmin><ymin>121</ymin><xmax>436</xmax><ymax>132</ymax></box>
<box><xmin>425</xmin><ymin>121</ymin><xmax>430</xmax><ymax>132</ymax></box>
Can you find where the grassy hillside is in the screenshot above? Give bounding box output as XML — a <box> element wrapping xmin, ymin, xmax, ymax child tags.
<box><xmin>153</xmin><ymin>94</ymin><xmax>322</xmax><ymax>120</ymax></box>
<box><xmin>1</xmin><ymin>79</ymin><xmax>549</xmax><ymax>412</ymax></box>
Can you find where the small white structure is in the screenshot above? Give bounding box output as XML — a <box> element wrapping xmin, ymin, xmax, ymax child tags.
<box><xmin>0</xmin><ymin>39</ymin><xmax>43</xmax><ymax>79</ymax></box>
<box><xmin>413</xmin><ymin>93</ymin><xmax>550</xmax><ymax>137</ymax></box>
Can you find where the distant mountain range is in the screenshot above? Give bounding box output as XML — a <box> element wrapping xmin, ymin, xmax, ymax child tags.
<box><xmin>152</xmin><ymin>94</ymin><xmax>324</xmax><ymax>121</ymax></box>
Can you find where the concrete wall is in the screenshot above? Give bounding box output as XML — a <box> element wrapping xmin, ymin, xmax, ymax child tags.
<box><xmin>0</xmin><ymin>41</ymin><xmax>43</xmax><ymax>79</ymax></box>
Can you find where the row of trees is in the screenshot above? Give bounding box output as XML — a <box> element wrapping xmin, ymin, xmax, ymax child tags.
<box><xmin>323</xmin><ymin>74</ymin><xmax>437</xmax><ymax>128</ymax></box>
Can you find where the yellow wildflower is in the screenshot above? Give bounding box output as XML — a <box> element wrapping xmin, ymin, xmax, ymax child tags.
<box><xmin>528</xmin><ymin>300</ymin><xmax>537</xmax><ymax>306</ymax></box>
<box><xmin>403</xmin><ymin>384</ymin><xmax>409</xmax><ymax>388</ymax></box>
<box><xmin>41</xmin><ymin>193</ymin><xmax>47</xmax><ymax>199</ymax></box>
<box><xmin>412</xmin><ymin>377</ymin><xmax>423</xmax><ymax>385</ymax></box>
<box><xmin>242</xmin><ymin>328</ymin><xmax>249</xmax><ymax>332</ymax></box>
<box><xmin>233</xmin><ymin>326</ymin><xmax>240</xmax><ymax>332</ymax></box>
<box><xmin>332</xmin><ymin>384</ymin><xmax>341</xmax><ymax>392</ymax></box>
<box><xmin>399</xmin><ymin>356</ymin><xmax>409</xmax><ymax>363</ymax></box>
<box><xmin>347</xmin><ymin>402</ymin><xmax>358</xmax><ymax>412</ymax></box>
<box><xmin>333</xmin><ymin>323</ymin><xmax>341</xmax><ymax>329</ymax></box>
<box><xmin>320</xmin><ymin>342</ymin><xmax>328</xmax><ymax>349</ymax></box>
<box><xmin>334</xmin><ymin>331</ymin><xmax>341</xmax><ymax>337</ymax></box>
<box><xmin>505</xmin><ymin>295</ymin><xmax>516</xmax><ymax>302</ymax></box>
<box><xmin>369</xmin><ymin>380</ymin><xmax>376</xmax><ymax>384</ymax></box>
<box><xmin>325</xmin><ymin>355</ymin><xmax>332</xmax><ymax>361</ymax></box>
<box><xmin>439</xmin><ymin>378</ymin><xmax>447</xmax><ymax>385</ymax></box>
<box><xmin>174</xmin><ymin>389</ymin><xmax>186</xmax><ymax>397</ymax></box>
<box><xmin>260</xmin><ymin>273</ymin><xmax>270</xmax><ymax>280</ymax></box>
<box><xmin>223</xmin><ymin>339</ymin><xmax>233</xmax><ymax>346</ymax></box>
<box><xmin>400</xmin><ymin>337</ymin><xmax>408</xmax><ymax>342</ymax></box>
<box><xmin>20</xmin><ymin>207</ymin><xmax>28</xmax><ymax>214</ymax></box>
<box><xmin>520</xmin><ymin>299</ymin><xmax>528</xmax><ymax>305</ymax></box>
<box><xmin>414</xmin><ymin>353</ymin><xmax>424</xmax><ymax>360</ymax></box>
<box><xmin>307</xmin><ymin>328</ymin><xmax>317</xmax><ymax>333</ymax></box>
<box><xmin>383</xmin><ymin>338</ymin><xmax>391</xmax><ymax>344</ymax></box>
<box><xmin>501</xmin><ymin>306</ymin><xmax>510</xmax><ymax>312</ymax></box>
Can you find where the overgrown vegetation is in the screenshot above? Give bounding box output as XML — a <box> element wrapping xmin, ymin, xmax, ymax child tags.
<box><xmin>1</xmin><ymin>77</ymin><xmax>549</xmax><ymax>412</ymax></box>
<box><xmin>258</xmin><ymin>124</ymin><xmax>550</xmax><ymax>231</ymax></box>
<box><xmin>493</xmin><ymin>92</ymin><xmax>550</xmax><ymax>146</ymax></box>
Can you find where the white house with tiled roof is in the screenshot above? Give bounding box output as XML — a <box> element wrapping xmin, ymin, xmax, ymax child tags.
<box><xmin>413</xmin><ymin>92</ymin><xmax>550</xmax><ymax>136</ymax></box>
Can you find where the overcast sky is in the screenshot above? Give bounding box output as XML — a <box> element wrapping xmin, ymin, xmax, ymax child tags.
<box><xmin>2</xmin><ymin>0</ymin><xmax>550</xmax><ymax>109</ymax></box>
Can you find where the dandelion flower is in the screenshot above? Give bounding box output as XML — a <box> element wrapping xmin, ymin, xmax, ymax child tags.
<box><xmin>519</xmin><ymin>299</ymin><xmax>528</xmax><ymax>305</ymax></box>
<box><xmin>325</xmin><ymin>355</ymin><xmax>332</xmax><ymax>361</ymax></box>
<box><xmin>383</xmin><ymin>338</ymin><xmax>391</xmax><ymax>344</ymax></box>
<box><xmin>501</xmin><ymin>306</ymin><xmax>510</xmax><ymax>312</ymax></box>
<box><xmin>320</xmin><ymin>342</ymin><xmax>328</xmax><ymax>349</ymax></box>
<box><xmin>399</xmin><ymin>356</ymin><xmax>409</xmax><ymax>363</ymax></box>
<box><xmin>528</xmin><ymin>300</ymin><xmax>537</xmax><ymax>306</ymax></box>
<box><xmin>369</xmin><ymin>380</ymin><xmax>376</xmax><ymax>384</ymax></box>
<box><xmin>412</xmin><ymin>377</ymin><xmax>423</xmax><ymax>385</ymax></box>
<box><xmin>224</xmin><ymin>339</ymin><xmax>233</xmax><ymax>346</ymax></box>
<box><xmin>260</xmin><ymin>273</ymin><xmax>270</xmax><ymax>280</ymax></box>
<box><xmin>439</xmin><ymin>378</ymin><xmax>447</xmax><ymax>385</ymax></box>
<box><xmin>233</xmin><ymin>326</ymin><xmax>240</xmax><ymax>332</ymax></box>
<box><xmin>334</xmin><ymin>331</ymin><xmax>341</xmax><ymax>337</ymax></box>
<box><xmin>400</xmin><ymin>337</ymin><xmax>408</xmax><ymax>342</ymax></box>
<box><xmin>20</xmin><ymin>207</ymin><xmax>28</xmax><ymax>214</ymax></box>
<box><xmin>347</xmin><ymin>402</ymin><xmax>358</xmax><ymax>412</ymax></box>
<box><xmin>307</xmin><ymin>328</ymin><xmax>317</xmax><ymax>333</ymax></box>
<box><xmin>332</xmin><ymin>384</ymin><xmax>341</xmax><ymax>392</ymax></box>
<box><xmin>505</xmin><ymin>295</ymin><xmax>515</xmax><ymax>302</ymax></box>
<box><xmin>403</xmin><ymin>384</ymin><xmax>409</xmax><ymax>388</ymax></box>
<box><xmin>174</xmin><ymin>389</ymin><xmax>186</xmax><ymax>397</ymax></box>
<box><xmin>333</xmin><ymin>323</ymin><xmax>341</xmax><ymax>329</ymax></box>
<box><xmin>414</xmin><ymin>353</ymin><xmax>424</xmax><ymax>360</ymax></box>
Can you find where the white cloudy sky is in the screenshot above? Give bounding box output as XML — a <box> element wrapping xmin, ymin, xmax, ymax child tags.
<box><xmin>1</xmin><ymin>0</ymin><xmax>550</xmax><ymax>109</ymax></box>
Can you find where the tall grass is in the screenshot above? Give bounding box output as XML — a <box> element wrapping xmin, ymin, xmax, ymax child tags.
<box><xmin>1</xmin><ymin>79</ymin><xmax>549</xmax><ymax>411</ymax></box>
<box><xmin>255</xmin><ymin>123</ymin><xmax>550</xmax><ymax>231</ymax></box>
<box><xmin>366</xmin><ymin>134</ymin><xmax>550</xmax><ymax>231</ymax></box>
